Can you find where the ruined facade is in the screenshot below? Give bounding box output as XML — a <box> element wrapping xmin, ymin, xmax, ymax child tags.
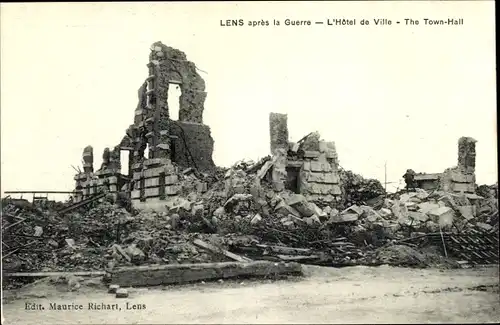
<box><xmin>413</xmin><ymin>137</ymin><xmax>477</xmax><ymax>194</ymax></box>
<box><xmin>267</xmin><ymin>113</ymin><xmax>343</xmax><ymax>207</ymax></box>
<box><xmin>73</xmin><ymin>42</ymin><xmax>215</xmax><ymax>208</ymax></box>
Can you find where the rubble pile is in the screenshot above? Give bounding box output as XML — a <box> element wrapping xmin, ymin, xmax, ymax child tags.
<box><xmin>3</xmin><ymin>163</ymin><xmax>498</xmax><ymax>283</ymax></box>
<box><xmin>338</xmin><ymin>169</ymin><xmax>386</xmax><ymax>208</ymax></box>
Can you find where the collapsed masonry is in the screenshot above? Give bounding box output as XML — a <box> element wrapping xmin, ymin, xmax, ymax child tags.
<box><xmin>414</xmin><ymin>137</ymin><xmax>477</xmax><ymax>194</ymax></box>
<box><xmin>73</xmin><ymin>42</ymin><xmax>215</xmax><ymax>209</ymax></box>
<box><xmin>266</xmin><ymin>113</ymin><xmax>343</xmax><ymax>207</ymax></box>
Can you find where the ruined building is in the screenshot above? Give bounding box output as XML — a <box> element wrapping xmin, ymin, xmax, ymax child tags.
<box><xmin>413</xmin><ymin>137</ymin><xmax>477</xmax><ymax>194</ymax></box>
<box><xmin>266</xmin><ymin>113</ymin><xmax>343</xmax><ymax>207</ymax></box>
<box><xmin>73</xmin><ymin>42</ymin><xmax>215</xmax><ymax>209</ymax></box>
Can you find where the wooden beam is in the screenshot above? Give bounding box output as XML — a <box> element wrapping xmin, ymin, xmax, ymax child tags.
<box><xmin>193</xmin><ymin>239</ymin><xmax>252</xmax><ymax>263</ymax></box>
<box><xmin>5</xmin><ymin>191</ymin><xmax>76</xmax><ymax>194</ymax></box>
<box><xmin>109</xmin><ymin>261</ymin><xmax>303</xmax><ymax>287</ymax></box>
<box><xmin>4</xmin><ymin>271</ymin><xmax>106</xmax><ymax>277</ymax></box>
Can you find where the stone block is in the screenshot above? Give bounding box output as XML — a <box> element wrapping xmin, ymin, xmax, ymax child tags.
<box><xmin>144</xmin><ymin>177</ymin><xmax>160</xmax><ymax>188</ymax></box>
<box><xmin>196</xmin><ymin>181</ymin><xmax>208</xmax><ymax>193</ymax></box>
<box><xmin>191</xmin><ymin>204</ymin><xmax>204</xmax><ymax>218</ymax></box>
<box><xmin>331</xmin><ymin>213</ymin><xmax>359</xmax><ymax>223</ymax></box>
<box><xmin>409</xmin><ymin>211</ymin><xmax>429</xmax><ymax>222</ymax></box>
<box><xmin>307</xmin><ymin>172</ymin><xmax>324</xmax><ymax>183</ymax></box>
<box><xmin>452</xmin><ymin>182</ymin><xmax>475</xmax><ymax>193</ymax></box>
<box><xmin>310</xmin><ymin>161</ymin><xmax>332</xmax><ymax>172</ymax></box>
<box><xmin>145</xmin><ymin>187</ymin><xmax>159</xmax><ymax>198</ymax></box>
<box><xmin>428</xmin><ymin>206</ymin><xmax>454</xmax><ymax>226</ymax></box>
<box><xmin>115</xmin><ymin>288</ymin><xmax>129</xmax><ymax>298</ymax></box>
<box><xmin>274</xmin><ymin>201</ymin><xmax>301</xmax><ymax>218</ymax></box>
<box><xmin>331</xmin><ymin>185</ymin><xmax>342</xmax><ymax>195</ymax></box>
<box><xmin>165</xmin><ymin>185</ymin><xmax>181</xmax><ymax>196</ymax></box>
<box><xmin>341</xmin><ymin>205</ymin><xmax>364</xmax><ymax>216</ymax></box>
<box><xmin>144</xmin><ymin>158</ymin><xmax>170</xmax><ymax>168</ymax></box>
<box><xmin>457</xmin><ymin>205</ymin><xmax>476</xmax><ymax>221</ymax></box>
<box><xmin>250</xmin><ymin>214</ymin><xmax>262</xmax><ymax>225</ymax></box>
<box><xmin>303</xmin><ymin>151</ymin><xmax>320</xmax><ymax>158</ymax></box>
<box><xmin>302</xmin><ymin>162</ymin><xmax>311</xmax><ymax>171</ymax></box>
<box><xmin>165</xmin><ymin>175</ymin><xmax>179</xmax><ymax>185</ymax></box>
<box><xmin>304</xmin><ymin>215</ymin><xmax>321</xmax><ymax>225</ymax></box>
<box><xmin>323</xmin><ymin>173</ymin><xmax>340</xmax><ymax>184</ymax></box>
<box><xmin>108</xmin><ymin>284</ymin><xmax>120</xmax><ymax>294</ymax></box>
<box><xmin>418</xmin><ymin>202</ymin><xmax>440</xmax><ymax>214</ymax></box>
<box><xmin>286</xmin><ymin>194</ymin><xmax>315</xmax><ymax>217</ymax></box>
<box><xmin>450</xmin><ymin>171</ymin><xmax>474</xmax><ymax>183</ymax></box>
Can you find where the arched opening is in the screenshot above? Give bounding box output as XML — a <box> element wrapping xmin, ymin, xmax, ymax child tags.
<box><xmin>145</xmin><ymin>143</ymin><xmax>150</xmax><ymax>159</ymax></box>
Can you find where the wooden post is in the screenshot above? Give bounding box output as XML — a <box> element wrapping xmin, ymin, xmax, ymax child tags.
<box><xmin>384</xmin><ymin>161</ymin><xmax>387</xmax><ymax>192</ymax></box>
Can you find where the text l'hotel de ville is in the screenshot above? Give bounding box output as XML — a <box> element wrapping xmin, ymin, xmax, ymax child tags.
<box><xmin>220</xmin><ymin>18</ymin><xmax>464</xmax><ymax>27</ymax></box>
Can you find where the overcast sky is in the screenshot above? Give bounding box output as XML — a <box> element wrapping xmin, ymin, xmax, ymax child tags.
<box><xmin>1</xmin><ymin>2</ymin><xmax>496</xmax><ymax>200</ymax></box>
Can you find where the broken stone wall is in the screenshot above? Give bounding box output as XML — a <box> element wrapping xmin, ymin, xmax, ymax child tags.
<box><xmin>169</xmin><ymin>121</ymin><xmax>216</xmax><ymax>173</ymax></box>
<box><xmin>77</xmin><ymin>41</ymin><xmax>216</xmax><ymax>211</ymax></box>
<box><xmin>414</xmin><ymin>174</ymin><xmax>441</xmax><ymax>191</ymax></box>
<box><xmin>269</xmin><ymin>113</ymin><xmax>289</xmax><ymax>155</ymax></box>
<box><xmin>130</xmin><ymin>158</ymin><xmax>181</xmax><ymax>212</ymax></box>
<box><xmin>297</xmin><ymin>140</ymin><xmax>342</xmax><ymax>207</ymax></box>
<box><xmin>440</xmin><ymin>137</ymin><xmax>477</xmax><ymax>194</ymax></box>
<box><xmin>267</xmin><ymin>113</ymin><xmax>342</xmax><ymax>207</ymax></box>
<box><xmin>268</xmin><ymin>113</ymin><xmax>289</xmax><ymax>192</ymax></box>
<box><xmin>73</xmin><ymin>146</ymin><xmax>124</xmax><ymax>202</ymax></box>
<box><xmin>125</xmin><ymin>42</ymin><xmax>214</xmax><ymax>191</ymax></box>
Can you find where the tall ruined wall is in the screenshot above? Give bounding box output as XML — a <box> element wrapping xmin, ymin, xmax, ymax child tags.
<box><xmin>440</xmin><ymin>137</ymin><xmax>477</xmax><ymax>193</ymax></box>
<box><xmin>458</xmin><ymin>137</ymin><xmax>477</xmax><ymax>173</ymax></box>
<box><xmin>128</xmin><ymin>42</ymin><xmax>214</xmax><ymax>171</ymax></box>
<box><xmin>72</xmin><ymin>42</ymin><xmax>215</xmax><ymax>210</ymax></box>
<box><xmin>269</xmin><ymin>113</ymin><xmax>289</xmax><ymax>155</ymax></box>
<box><xmin>149</xmin><ymin>42</ymin><xmax>206</xmax><ymax>124</ymax></box>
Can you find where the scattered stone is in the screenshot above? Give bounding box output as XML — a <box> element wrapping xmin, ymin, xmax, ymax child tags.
<box><xmin>213</xmin><ymin>207</ymin><xmax>225</xmax><ymax>218</ymax></box>
<box><xmin>457</xmin><ymin>206</ymin><xmax>476</xmax><ymax>221</ymax></box>
<box><xmin>170</xmin><ymin>213</ymin><xmax>180</xmax><ymax>229</ymax></box>
<box><xmin>341</xmin><ymin>205</ymin><xmax>364</xmax><ymax>216</ymax></box>
<box><xmin>282</xmin><ymin>220</ymin><xmax>295</xmax><ymax>229</ymax></box>
<box><xmin>48</xmin><ymin>239</ymin><xmax>59</xmax><ymax>248</ymax></box>
<box><xmin>34</xmin><ymin>226</ymin><xmax>43</xmax><ymax>237</ymax></box>
<box><xmin>331</xmin><ymin>213</ymin><xmax>359</xmax><ymax>223</ymax></box>
<box><xmin>274</xmin><ymin>201</ymin><xmax>301</xmax><ymax>218</ymax></box>
<box><xmin>428</xmin><ymin>207</ymin><xmax>454</xmax><ymax>226</ymax></box>
<box><xmin>286</xmin><ymin>194</ymin><xmax>315</xmax><ymax>217</ymax></box>
<box><xmin>418</xmin><ymin>202</ymin><xmax>441</xmax><ymax>214</ymax></box>
<box><xmin>378</xmin><ymin>208</ymin><xmax>393</xmax><ymax>218</ymax></box>
<box><xmin>250</xmin><ymin>214</ymin><xmax>262</xmax><ymax>225</ymax></box>
<box><xmin>115</xmin><ymin>288</ymin><xmax>129</xmax><ymax>298</ymax></box>
<box><xmin>191</xmin><ymin>204</ymin><xmax>204</xmax><ymax>218</ymax></box>
<box><xmin>108</xmin><ymin>284</ymin><xmax>120</xmax><ymax>293</ymax></box>
<box><xmin>409</xmin><ymin>211</ymin><xmax>429</xmax><ymax>223</ymax></box>
<box><xmin>65</xmin><ymin>238</ymin><xmax>76</xmax><ymax>248</ymax></box>
<box><xmin>125</xmin><ymin>244</ymin><xmax>146</xmax><ymax>265</ymax></box>
<box><xmin>304</xmin><ymin>215</ymin><xmax>321</xmax><ymax>226</ymax></box>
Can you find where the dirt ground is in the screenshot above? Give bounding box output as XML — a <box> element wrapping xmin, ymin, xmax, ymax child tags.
<box><xmin>2</xmin><ymin>265</ymin><xmax>499</xmax><ymax>324</ymax></box>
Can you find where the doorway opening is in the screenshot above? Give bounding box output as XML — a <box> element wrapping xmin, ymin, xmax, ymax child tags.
<box><xmin>285</xmin><ymin>166</ymin><xmax>301</xmax><ymax>194</ymax></box>
<box><xmin>168</xmin><ymin>83</ymin><xmax>181</xmax><ymax>120</ymax></box>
